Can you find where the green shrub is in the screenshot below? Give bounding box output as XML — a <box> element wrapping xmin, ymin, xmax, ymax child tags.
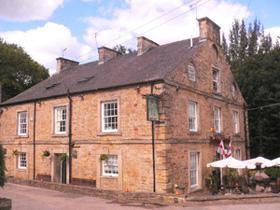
<box><xmin>0</xmin><ymin>145</ymin><xmax>6</xmax><ymax>187</ymax></box>
<box><xmin>265</xmin><ymin>167</ymin><xmax>280</xmax><ymax>180</ymax></box>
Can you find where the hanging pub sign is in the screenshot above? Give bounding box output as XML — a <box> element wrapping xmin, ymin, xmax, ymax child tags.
<box><xmin>146</xmin><ymin>94</ymin><xmax>159</xmax><ymax>121</ymax></box>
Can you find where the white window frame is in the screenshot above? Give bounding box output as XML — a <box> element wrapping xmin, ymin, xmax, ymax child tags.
<box><xmin>18</xmin><ymin>152</ymin><xmax>27</xmax><ymax>169</ymax></box>
<box><xmin>102</xmin><ymin>155</ymin><xmax>118</xmax><ymax>177</ymax></box>
<box><xmin>231</xmin><ymin>83</ymin><xmax>237</xmax><ymax>97</ymax></box>
<box><xmin>233</xmin><ymin>111</ymin><xmax>240</xmax><ymax>134</ymax></box>
<box><xmin>235</xmin><ymin>149</ymin><xmax>241</xmax><ymax>160</ymax></box>
<box><xmin>212</xmin><ymin>68</ymin><xmax>220</xmax><ymax>93</ymax></box>
<box><xmin>17</xmin><ymin>111</ymin><xmax>28</xmax><ymax>136</ymax></box>
<box><xmin>189</xmin><ymin>151</ymin><xmax>200</xmax><ymax>188</ymax></box>
<box><xmin>54</xmin><ymin>106</ymin><xmax>67</xmax><ymax>135</ymax></box>
<box><xmin>188</xmin><ymin>101</ymin><xmax>198</xmax><ymax>132</ymax></box>
<box><xmin>214</xmin><ymin>107</ymin><xmax>221</xmax><ymax>133</ymax></box>
<box><xmin>187</xmin><ymin>65</ymin><xmax>196</xmax><ymax>82</ymax></box>
<box><xmin>101</xmin><ymin>100</ymin><xmax>118</xmax><ymax>133</ymax></box>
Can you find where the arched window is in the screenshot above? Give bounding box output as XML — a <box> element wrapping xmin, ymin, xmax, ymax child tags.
<box><xmin>187</xmin><ymin>64</ymin><xmax>196</xmax><ymax>82</ymax></box>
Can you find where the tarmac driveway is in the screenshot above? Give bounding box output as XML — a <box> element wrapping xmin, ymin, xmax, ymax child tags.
<box><xmin>1</xmin><ymin>183</ymin><xmax>280</xmax><ymax>210</ymax></box>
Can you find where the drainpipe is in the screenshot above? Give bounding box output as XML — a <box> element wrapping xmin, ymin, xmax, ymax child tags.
<box><xmin>243</xmin><ymin>104</ymin><xmax>249</xmax><ymax>159</ymax></box>
<box><xmin>67</xmin><ymin>89</ymin><xmax>73</xmax><ymax>184</ymax></box>
<box><xmin>150</xmin><ymin>84</ymin><xmax>156</xmax><ymax>193</ymax></box>
<box><xmin>33</xmin><ymin>101</ymin><xmax>37</xmax><ymax>180</ymax></box>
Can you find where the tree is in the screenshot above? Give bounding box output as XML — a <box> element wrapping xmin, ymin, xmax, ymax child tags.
<box><xmin>223</xmin><ymin>19</ymin><xmax>280</xmax><ymax>158</ymax></box>
<box><xmin>0</xmin><ymin>39</ymin><xmax>49</xmax><ymax>101</ymax></box>
<box><xmin>113</xmin><ymin>44</ymin><xmax>136</xmax><ymax>55</ymax></box>
<box><xmin>0</xmin><ymin>145</ymin><xmax>5</xmax><ymax>187</ymax></box>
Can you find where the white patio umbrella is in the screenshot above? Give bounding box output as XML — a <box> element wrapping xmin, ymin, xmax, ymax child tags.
<box><xmin>207</xmin><ymin>157</ymin><xmax>256</xmax><ymax>169</ymax></box>
<box><xmin>243</xmin><ymin>156</ymin><xmax>272</xmax><ymax>168</ymax></box>
<box><xmin>207</xmin><ymin>157</ymin><xmax>255</xmax><ymax>186</ymax></box>
<box><xmin>261</xmin><ymin>157</ymin><xmax>280</xmax><ymax>168</ymax></box>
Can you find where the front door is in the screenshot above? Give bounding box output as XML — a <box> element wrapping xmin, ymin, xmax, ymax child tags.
<box><xmin>53</xmin><ymin>153</ymin><xmax>67</xmax><ymax>184</ymax></box>
<box><xmin>60</xmin><ymin>158</ymin><xmax>67</xmax><ymax>184</ymax></box>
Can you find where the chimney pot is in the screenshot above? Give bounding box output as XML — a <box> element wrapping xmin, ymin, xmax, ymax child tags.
<box><xmin>198</xmin><ymin>17</ymin><xmax>221</xmax><ymax>45</ymax></box>
<box><xmin>56</xmin><ymin>57</ymin><xmax>79</xmax><ymax>73</ymax></box>
<box><xmin>98</xmin><ymin>47</ymin><xmax>119</xmax><ymax>64</ymax></box>
<box><xmin>137</xmin><ymin>36</ymin><xmax>159</xmax><ymax>56</ymax></box>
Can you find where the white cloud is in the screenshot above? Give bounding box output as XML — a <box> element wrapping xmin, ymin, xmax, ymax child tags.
<box><xmin>83</xmin><ymin>0</ymin><xmax>250</xmax><ymax>50</ymax></box>
<box><xmin>0</xmin><ymin>0</ymin><xmax>64</xmax><ymax>21</ymax></box>
<box><xmin>265</xmin><ymin>27</ymin><xmax>280</xmax><ymax>44</ymax></box>
<box><xmin>0</xmin><ymin>22</ymin><xmax>92</xmax><ymax>74</ymax></box>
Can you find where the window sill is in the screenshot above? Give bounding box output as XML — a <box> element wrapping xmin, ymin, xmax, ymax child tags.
<box><xmin>15</xmin><ymin>135</ymin><xmax>29</xmax><ymax>139</ymax></box>
<box><xmin>52</xmin><ymin>134</ymin><xmax>68</xmax><ymax>138</ymax></box>
<box><xmin>97</xmin><ymin>131</ymin><xmax>122</xmax><ymax>136</ymax></box>
<box><xmin>101</xmin><ymin>175</ymin><xmax>118</xmax><ymax>179</ymax></box>
<box><xmin>189</xmin><ymin>184</ymin><xmax>202</xmax><ymax>193</ymax></box>
<box><xmin>188</xmin><ymin>131</ymin><xmax>200</xmax><ymax>135</ymax></box>
<box><xmin>17</xmin><ymin>168</ymin><xmax>27</xmax><ymax>171</ymax></box>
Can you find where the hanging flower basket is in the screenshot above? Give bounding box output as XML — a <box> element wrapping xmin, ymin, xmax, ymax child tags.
<box><xmin>60</xmin><ymin>153</ymin><xmax>68</xmax><ymax>161</ymax></box>
<box><xmin>42</xmin><ymin>150</ymin><xmax>50</xmax><ymax>157</ymax></box>
<box><xmin>100</xmin><ymin>154</ymin><xmax>108</xmax><ymax>161</ymax></box>
<box><xmin>12</xmin><ymin>149</ymin><xmax>19</xmax><ymax>156</ymax></box>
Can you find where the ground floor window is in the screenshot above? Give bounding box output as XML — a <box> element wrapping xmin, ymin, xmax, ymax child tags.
<box><xmin>18</xmin><ymin>152</ymin><xmax>27</xmax><ymax>169</ymax></box>
<box><xmin>102</xmin><ymin>155</ymin><xmax>118</xmax><ymax>177</ymax></box>
<box><xmin>190</xmin><ymin>151</ymin><xmax>200</xmax><ymax>187</ymax></box>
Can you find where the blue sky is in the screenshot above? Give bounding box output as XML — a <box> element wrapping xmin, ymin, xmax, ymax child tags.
<box><xmin>0</xmin><ymin>0</ymin><xmax>279</xmax><ymax>74</ymax></box>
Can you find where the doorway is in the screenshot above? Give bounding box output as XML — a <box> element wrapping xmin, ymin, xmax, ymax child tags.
<box><xmin>53</xmin><ymin>153</ymin><xmax>67</xmax><ymax>184</ymax></box>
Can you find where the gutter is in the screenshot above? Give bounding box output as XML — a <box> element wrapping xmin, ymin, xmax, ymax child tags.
<box><xmin>0</xmin><ymin>80</ymin><xmax>164</xmax><ymax>107</ymax></box>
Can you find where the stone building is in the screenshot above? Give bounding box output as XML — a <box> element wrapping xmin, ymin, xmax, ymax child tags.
<box><xmin>0</xmin><ymin>17</ymin><xmax>248</xmax><ymax>193</ymax></box>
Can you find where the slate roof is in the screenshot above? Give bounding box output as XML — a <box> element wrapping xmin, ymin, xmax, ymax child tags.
<box><xmin>1</xmin><ymin>38</ymin><xmax>203</xmax><ymax>106</ymax></box>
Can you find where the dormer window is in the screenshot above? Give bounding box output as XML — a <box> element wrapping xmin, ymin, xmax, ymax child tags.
<box><xmin>188</xmin><ymin>64</ymin><xmax>196</xmax><ymax>82</ymax></box>
<box><xmin>212</xmin><ymin>68</ymin><xmax>220</xmax><ymax>93</ymax></box>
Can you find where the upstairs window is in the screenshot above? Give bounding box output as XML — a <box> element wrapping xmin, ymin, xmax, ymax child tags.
<box><xmin>101</xmin><ymin>101</ymin><xmax>118</xmax><ymax>132</ymax></box>
<box><xmin>212</xmin><ymin>68</ymin><xmax>220</xmax><ymax>93</ymax></box>
<box><xmin>18</xmin><ymin>152</ymin><xmax>27</xmax><ymax>169</ymax></box>
<box><xmin>233</xmin><ymin>111</ymin><xmax>240</xmax><ymax>134</ymax></box>
<box><xmin>18</xmin><ymin>111</ymin><xmax>28</xmax><ymax>136</ymax></box>
<box><xmin>214</xmin><ymin>107</ymin><xmax>221</xmax><ymax>133</ymax></box>
<box><xmin>102</xmin><ymin>155</ymin><xmax>118</xmax><ymax>177</ymax></box>
<box><xmin>54</xmin><ymin>106</ymin><xmax>67</xmax><ymax>134</ymax></box>
<box><xmin>188</xmin><ymin>101</ymin><xmax>198</xmax><ymax>132</ymax></box>
<box><xmin>187</xmin><ymin>65</ymin><xmax>196</xmax><ymax>81</ymax></box>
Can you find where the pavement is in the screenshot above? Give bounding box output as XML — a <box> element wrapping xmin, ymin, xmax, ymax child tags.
<box><xmin>1</xmin><ymin>183</ymin><xmax>280</xmax><ymax>210</ymax></box>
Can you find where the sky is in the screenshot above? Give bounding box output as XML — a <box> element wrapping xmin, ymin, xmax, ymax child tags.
<box><xmin>0</xmin><ymin>0</ymin><xmax>279</xmax><ymax>74</ymax></box>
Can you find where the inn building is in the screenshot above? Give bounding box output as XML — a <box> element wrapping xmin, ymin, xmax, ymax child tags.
<box><xmin>0</xmin><ymin>17</ymin><xmax>248</xmax><ymax>193</ymax></box>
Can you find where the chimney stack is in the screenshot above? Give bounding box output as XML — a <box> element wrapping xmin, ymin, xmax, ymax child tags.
<box><xmin>198</xmin><ymin>17</ymin><xmax>221</xmax><ymax>45</ymax></box>
<box><xmin>98</xmin><ymin>47</ymin><xmax>119</xmax><ymax>64</ymax></box>
<box><xmin>56</xmin><ymin>57</ymin><xmax>79</xmax><ymax>73</ymax></box>
<box><xmin>137</xmin><ymin>36</ymin><xmax>159</xmax><ymax>56</ymax></box>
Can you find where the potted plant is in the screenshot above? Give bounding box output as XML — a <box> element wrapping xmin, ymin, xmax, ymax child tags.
<box><xmin>12</xmin><ymin>149</ymin><xmax>19</xmax><ymax>156</ymax></box>
<box><xmin>205</xmin><ymin>171</ymin><xmax>219</xmax><ymax>195</ymax></box>
<box><xmin>42</xmin><ymin>150</ymin><xmax>50</xmax><ymax>157</ymax></box>
<box><xmin>59</xmin><ymin>153</ymin><xmax>68</xmax><ymax>161</ymax></box>
<box><xmin>174</xmin><ymin>183</ymin><xmax>185</xmax><ymax>195</ymax></box>
<box><xmin>100</xmin><ymin>154</ymin><xmax>108</xmax><ymax>161</ymax></box>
